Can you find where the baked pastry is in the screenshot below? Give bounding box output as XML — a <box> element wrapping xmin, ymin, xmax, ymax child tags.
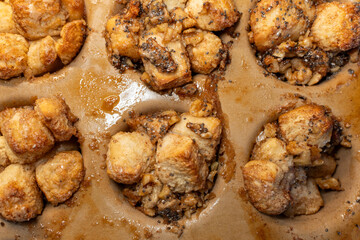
<box><xmin>248</xmin><ymin>0</ymin><xmax>360</xmax><ymax>85</ymax></box>
<box><xmin>106</xmin><ymin>132</ymin><xmax>155</xmax><ymax>184</ymax></box>
<box><xmin>0</xmin><ymin>1</ymin><xmax>18</xmax><ymax>34</ymax></box>
<box><xmin>0</xmin><ymin>107</ymin><xmax>55</xmax><ymax>164</ymax></box>
<box><xmin>139</xmin><ymin>23</ymin><xmax>192</xmax><ymax>90</ymax></box>
<box><xmin>126</xmin><ymin>110</ymin><xmax>180</xmax><ymax>144</ymax></box>
<box><xmin>36</xmin><ymin>151</ymin><xmax>84</xmax><ymax>205</ymax></box>
<box><xmin>0</xmin><ymin>97</ymin><xmax>78</xmax><ymax>164</ymax></box>
<box><xmin>156</xmin><ymin>133</ymin><xmax>208</xmax><ymax>193</ymax></box>
<box><xmin>243</xmin><ymin>160</ymin><xmax>291</xmax><ymax>215</ymax></box>
<box><xmin>105</xmin><ymin>0</ymin><xmax>240</xmax><ymax>90</ymax></box>
<box><xmin>0</xmin><ymin>98</ymin><xmax>83</xmax><ymax>222</ymax></box>
<box><xmin>55</xmin><ymin>20</ymin><xmax>87</xmax><ymax>65</ymax></box>
<box><xmin>106</xmin><ymin>99</ymin><xmax>222</xmax><ymax>220</ymax></box>
<box><xmin>243</xmin><ymin>104</ymin><xmax>350</xmax><ymax>216</ymax></box>
<box><xmin>105</xmin><ymin>14</ymin><xmax>142</xmax><ymax>61</ymax></box>
<box><xmin>185</xmin><ymin>0</ymin><xmax>240</xmax><ymax>31</ymax></box>
<box><xmin>183</xmin><ymin>29</ymin><xmax>224</xmax><ymax>74</ymax></box>
<box><xmin>171</xmin><ymin>113</ymin><xmax>222</xmax><ymax>162</ymax></box>
<box><xmin>0</xmin><ymin>33</ymin><xmax>28</xmax><ymax>80</ymax></box>
<box><xmin>249</xmin><ymin>0</ymin><xmax>314</xmax><ymax>52</ymax></box>
<box><xmin>0</xmin><ymin>0</ymin><xmax>87</xmax><ymax>80</ymax></box>
<box><xmin>311</xmin><ymin>2</ymin><xmax>360</xmax><ymax>52</ymax></box>
<box><xmin>0</xmin><ymin>136</ymin><xmax>10</xmax><ymax>167</ymax></box>
<box><xmin>26</xmin><ymin>36</ymin><xmax>59</xmax><ymax>77</ymax></box>
<box><xmin>34</xmin><ymin>97</ymin><xmax>78</xmax><ymax>141</ymax></box>
<box><xmin>0</xmin><ymin>164</ymin><xmax>43</xmax><ymax>222</ymax></box>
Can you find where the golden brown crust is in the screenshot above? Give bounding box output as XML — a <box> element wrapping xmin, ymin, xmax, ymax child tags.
<box><xmin>36</xmin><ymin>151</ymin><xmax>84</xmax><ymax>205</ymax></box>
<box><xmin>171</xmin><ymin>113</ymin><xmax>222</xmax><ymax>162</ymax></box>
<box><xmin>0</xmin><ymin>0</ymin><xmax>86</xmax><ymax>80</ymax></box>
<box><xmin>0</xmin><ymin>136</ymin><xmax>10</xmax><ymax>167</ymax></box>
<box><xmin>0</xmin><ymin>33</ymin><xmax>28</xmax><ymax>80</ymax></box>
<box><xmin>9</xmin><ymin>0</ymin><xmax>67</xmax><ymax>40</ymax></box>
<box><xmin>243</xmin><ymin>160</ymin><xmax>291</xmax><ymax>215</ymax></box>
<box><xmin>2</xmin><ymin>138</ymin><xmax>29</xmax><ymax>165</ymax></box>
<box><xmin>185</xmin><ymin>0</ymin><xmax>240</xmax><ymax>31</ymax></box>
<box><xmin>105</xmin><ymin>14</ymin><xmax>141</xmax><ymax>61</ymax></box>
<box><xmin>170</xmin><ymin>7</ymin><xmax>196</xmax><ymax>29</ymax></box>
<box><xmin>106</xmin><ymin>104</ymin><xmax>222</xmax><ymax>220</ymax></box>
<box><xmin>26</xmin><ymin>36</ymin><xmax>59</xmax><ymax>77</ymax></box>
<box><xmin>249</xmin><ymin>0</ymin><xmax>315</xmax><ymax>52</ymax></box>
<box><xmin>251</xmin><ymin>137</ymin><xmax>293</xmax><ymax>172</ymax></box>
<box><xmin>311</xmin><ymin>2</ymin><xmax>360</xmax><ymax>52</ymax></box>
<box><xmin>183</xmin><ymin>28</ymin><xmax>224</xmax><ymax>74</ymax></box>
<box><xmin>56</xmin><ymin>20</ymin><xmax>87</xmax><ymax>65</ymax></box>
<box><xmin>0</xmin><ymin>164</ymin><xmax>43</xmax><ymax>222</ymax></box>
<box><xmin>61</xmin><ymin>0</ymin><xmax>85</xmax><ymax>21</ymax></box>
<box><xmin>278</xmin><ymin>104</ymin><xmax>333</xmax><ymax>148</ymax></box>
<box><xmin>0</xmin><ymin>107</ymin><xmax>54</xmax><ymax>163</ymax></box>
<box><xmin>0</xmin><ymin>107</ymin><xmax>16</xmax><ymax>132</ymax></box>
<box><xmin>106</xmin><ymin>132</ymin><xmax>155</xmax><ymax>184</ymax></box>
<box><xmin>139</xmin><ymin>23</ymin><xmax>192</xmax><ymax>90</ymax></box>
<box><xmin>155</xmin><ymin>133</ymin><xmax>208</xmax><ymax>193</ymax></box>
<box><xmin>0</xmin><ymin>1</ymin><xmax>18</xmax><ymax>34</ymax></box>
<box><xmin>34</xmin><ymin>97</ymin><xmax>77</xmax><ymax>141</ymax></box>
<box><xmin>244</xmin><ymin>104</ymin><xmax>345</xmax><ymax>217</ymax></box>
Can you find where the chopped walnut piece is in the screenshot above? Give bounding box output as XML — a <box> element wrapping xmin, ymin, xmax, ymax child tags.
<box><xmin>189</xmin><ymin>99</ymin><xmax>214</xmax><ymax>117</ymax></box>
<box><xmin>315</xmin><ymin>177</ymin><xmax>343</xmax><ymax>191</ymax></box>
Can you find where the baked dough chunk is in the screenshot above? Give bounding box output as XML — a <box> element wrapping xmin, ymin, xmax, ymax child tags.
<box><xmin>105</xmin><ymin>14</ymin><xmax>142</xmax><ymax>61</ymax></box>
<box><xmin>55</xmin><ymin>20</ymin><xmax>87</xmax><ymax>65</ymax></box>
<box><xmin>0</xmin><ymin>107</ymin><xmax>54</xmax><ymax>164</ymax></box>
<box><xmin>183</xmin><ymin>28</ymin><xmax>224</xmax><ymax>74</ymax></box>
<box><xmin>243</xmin><ymin>160</ymin><xmax>291</xmax><ymax>215</ymax></box>
<box><xmin>0</xmin><ymin>33</ymin><xmax>28</xmax><ymax>80</ymax></box>
<box><xmin>139</xmin><ymin>23</ymin><xmax>192</xmax><ymax>90</ymax></box>
<box><xmin>34</xmin><ymin>97</ymin><xmax>77</xmax><ymax>141</ymax></box>
<box><xmin>164</xmin><ymin>0</ymin><xmax>187</xmax><ymax>11</ymax></box>
<box><xmin>126</xmin><ymin>110</ymin><xmax>180</xmax><ymax>144</ymax></box>
<box><xmin>0</xmin><ymin>136</ymin><xmax>10</xmax><ymax>167</ymax></box>
<box><xmin>0</xmin><ymin>164</ymin><xmax>43</xmax><ymax>222</ymax></box>
<box><xmin>244</xmin><ymin>104</ymin><xmax>347</xmax><ymax>216</ymax></box>
<box><xmin>1</xmin><ymin>138</ymin><xmax>27</xmax><ymax>167</ymax></box>
<box><xmin>171</xmin><ymin>113</ymin><xmax>222</xmax><ymax>162</ymax></box>
<box><xmin>9</xmin><ymin>0</ymin><xmax>67</xmax><ymax>40</ymax></box>
<box><xmin>170</xmin><ymin>7</ymin><xmax>197</xmax><ymax>30</ymax></box>
<box><xmin>249</xmin><ymin>0</ymin><xmax>315</xmax><ymax>52</ymax></box>
<box><xmin>284</xmin><ymin>178</ymin><xmax>323</xmax><ymax>216</ymax></box>
<box><xmin>0</xmin><ymin>1</ymin><xmax>18</xmax><ymax>33</ymax></box>
<box><xmin>311</xmin><ymin>2</ymin><xmax>360</xmax><ymax>52</ymax></box>
<box><xmin>61</xmin><ymin>0</ymin><xmax>85</xmax><ymax>21</ymax></box>
<box><xmin>141</xmin><ymin>0</ymin><xmax>171</xmax><ymax>25</ymax></box>
<box><xmin>251</xmin><ymin>138</ymin><xmax>293</xmax><ymax>172</ymax></box>
<box><xmin>106</xmin><ymin>132</ymin><xmax>155</xmax><ymax>184</ymax></box>
<box><xmin>155</xmin><ymin>133</ymin><xmax>208</xmax><ymax>193</ymax></box>
<box><xmin>185</xmin><ymin>0</ymin><xmax>240</xmax><ymax>31</ymax></box>
<box><xmin>278</xmin><ymin>104</ymin><xmax>333</xmax><ymax>148</ymax></box>
<box><xmin>36</xmin><ymin>151</ymin><xmax>84</xmax><ymax>205</ymax></box>
<box><xmin>26</xmin><ymin>36</ymin><xmax>58</xmax><ymax>77</ymax></box>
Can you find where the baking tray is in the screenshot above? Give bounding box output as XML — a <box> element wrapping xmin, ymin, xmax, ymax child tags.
<box><xmin>0</xmin><ymin>0</ymin><xmax>359</xmax><ymax>239</ymax></box>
